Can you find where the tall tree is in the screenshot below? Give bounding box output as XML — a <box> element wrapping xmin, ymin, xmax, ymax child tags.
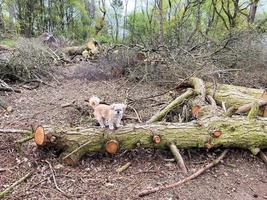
<box><xmin>0</xmin><ymin>0</ymin><xmax>4</xmax><ymax>31</ymax></box>
<box><xmin>157</xmin><ymin>0</ymin><xmax>164</xmax><ymax>45</ymax></box>
<box><xmin>248</xmin><ymin>0</ymin><xmax>259</xmax><ymax>24</ymax></box>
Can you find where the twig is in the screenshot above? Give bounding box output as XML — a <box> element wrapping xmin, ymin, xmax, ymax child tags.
<box><xmin>0</xmin><ymin>129</ymin><xmax>31</xmax><ymax>134</ymax></box>
<box><xmin>45</xmin><ymin>161</ymin><xmax>71</xmax><ymax>198</ymax></box>
<box><xmin>15</xmin><ymin>134</ymin><xmax>34</xmax><ymax>151</ymax></box>
<box><xmin>0</xmin><ymin>171</ymin><xmax>32</xmax><ymax>199</ymax></box>
<box><xmin>138</xmin><ymin>149</ymin><xmax>229</xmax><ymax>197</ymax></box>
<box><xmin>127</xmin><ymin>105</ymin><xmax>142</xmax><ymax>123</ymax></box>
<box><xmin>116</xmin><ymin>162</ymin><xmax>131</xmax><ymax>173</ymax></box>
<box><xmin>206</xmin><ymin>95</ymin><xmax>217</xmax><ymax>108</ymax></box>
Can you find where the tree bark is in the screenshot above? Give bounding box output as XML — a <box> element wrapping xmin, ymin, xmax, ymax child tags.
<box><xmin>34</xmin><ymin>116</ymin><xmax>267</xmax><ymax>166</ymax></box>
<box><xmin>248</xmin><ymin>0</ymin><xmax>259</xmax><ymax>24</ymax></box>
<box><xmin>189</xmin><ymin>77</ymin><xmax>266</xmax><ymax>115</ymax></box>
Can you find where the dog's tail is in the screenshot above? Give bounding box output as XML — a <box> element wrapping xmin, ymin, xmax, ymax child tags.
<box><xmin>89</xmin><ymin>96</ymin><xmax>100</xmax><ymax>108</ymax></box>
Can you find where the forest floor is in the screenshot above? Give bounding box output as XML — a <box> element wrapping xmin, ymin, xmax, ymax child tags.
<box><xmin>0</xmin><ymin>64</ymin><xmax>266</xmax><ymax>200</ymax></box>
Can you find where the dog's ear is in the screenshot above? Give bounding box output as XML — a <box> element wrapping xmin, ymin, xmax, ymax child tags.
<box><xmin>123</xmin><ymin>104</ymin><xmax>127</xmax><ymax>110</ymax></box>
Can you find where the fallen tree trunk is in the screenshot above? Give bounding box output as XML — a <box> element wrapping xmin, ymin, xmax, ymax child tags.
<box><xmin>34</xmin><ymin>116</ymin><xmax>267</xmax><ymax>166</ymax></box>
<box><xmin>188</xmin><ymin>77</ymin><xmax>267</xmax><ymax>116</ymax></box>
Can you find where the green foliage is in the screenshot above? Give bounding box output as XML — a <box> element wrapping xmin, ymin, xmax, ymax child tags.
<box><xmin>0</xmin><ymin>38</ymin><xmax>16</xmax><ymax>47</ymax></box>
<box><xmin>0</xmin><ymin>0</ymin><xmax>266</xmax><ymax>45</ymax></box>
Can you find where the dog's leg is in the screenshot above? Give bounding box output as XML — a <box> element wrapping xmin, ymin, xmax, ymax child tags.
<box><xmin>108</xmin><ymin>120</ymin><xmax>114</xmax><ymax>130</ymax></box>
<box><xmin>115</xmin><ymin>116</ymin><xmax>123</xmax><ymax>128</ymax></box>
<box><xmin>96</xmin><ymin>117</ymin><xmax>105</xmax><ymax>128</ymax></box>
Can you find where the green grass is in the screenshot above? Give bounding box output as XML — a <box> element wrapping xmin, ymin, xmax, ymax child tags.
<box><xmin>0</xmin><ymin>38</ymin><xmax>16</xmax><ymax>47</ymax></box>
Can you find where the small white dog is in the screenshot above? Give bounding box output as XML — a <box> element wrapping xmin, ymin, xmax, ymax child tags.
<box><xmin>89</xmin><ymin>96</ymin><xmax>126</xmax><ymax>130</ymax></box>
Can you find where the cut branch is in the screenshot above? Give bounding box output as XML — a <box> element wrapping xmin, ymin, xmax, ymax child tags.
<box><xmin>138</xmin><ymin>149</ymin><xmax>229</xmax><ymax>197</ymax></box>
<box><xmin>147</xmin><ymin>89</ymin><xmax>194</xmax><ymax>123</ymax></box>
<box><xmin>169</xmin><ymin>143</ymin><xmax>188</xmax><ymax>174</ymax></box>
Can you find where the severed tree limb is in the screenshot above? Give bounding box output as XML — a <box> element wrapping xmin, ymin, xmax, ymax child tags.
<box><xmin>34</xmin><ymin>116</ymin><xmax>267</xmax><ymax>166</ymax></box>
<box><xmin>138</xmin><ymin>149</ymin><xmax>229</xmax><ymax>197</ymax></box>
<box><xmin>147</xmin><ymin>89</ymin><xmax>194</xmax><ymax>123</ymax></box>
<box><xmin>236</xmin><ymin>100</ymin><xmax>267</xmax><ymax>115</ymax></box>
<box><xmin>0</xmin><ymin>171</ymin><xmax>32</xmax><ymax>199</ymax></box>
<box><xmin>188</xmin><ymin>77</ymin><xmax>206</xmax><ymax>101</ymax></box>
<box><xmin>169</xmin><ymin>143</ymin><xmax>188</xmax><ymax>174</ymax></box>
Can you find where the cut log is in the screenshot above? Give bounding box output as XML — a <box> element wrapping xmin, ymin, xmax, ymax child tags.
<box><xmin>63</xmin><ymin>39</ymin><xmax>100</xmax><ymax>57</ymax></box>
<box><xmin>188</xmin><ymin>77</ymin><xmax>266</xmax><ymax>116</ymax></box>
<box><xmin>205</xmin><ymin>81</ymin><xmax>264</xmax><ymax>107</ymax></box>
<box><xmin>63</xmin><ymin>46</ymin><xmax>86</xmax><ymax>56</ymax></box>
<box><xmin>34</xmin><ymin>116</ymin><xmax>267</xmax><ymax>166</ymax></box>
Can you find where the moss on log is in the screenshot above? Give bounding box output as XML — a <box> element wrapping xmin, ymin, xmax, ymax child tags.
<box><xmin>205</xmin><ymin>81</ymin><xmax>265</xmax><ymax>109</ymax></box>
<box><xmin>188</xmin><ymin>77</ymin><xmax>266</xmax><ymax>116</ymax></box>
<box><xmin>34</xmin><ymin>116</ymin><xmax>267</xmax><ymax>166</ymax></box>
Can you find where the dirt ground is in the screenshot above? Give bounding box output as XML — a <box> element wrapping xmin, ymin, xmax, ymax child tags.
<box><xmin>0</xmin><ymin>65</ymin><xmax>266</xmax><ymax>200</ymax></box>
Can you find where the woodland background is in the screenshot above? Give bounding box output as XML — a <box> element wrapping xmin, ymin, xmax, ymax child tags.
<box><xmin>0</xmin><ymin>1</ymin><xmax>267</xmax><ymax>200</ymax></box>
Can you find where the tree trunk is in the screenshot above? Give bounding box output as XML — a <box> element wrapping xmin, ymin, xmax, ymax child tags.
<box><xmin>248</xmin><ymin>0</ymin><xmax>259</xmax><ymax>24</ymax></box>
<box><xmin>0</xmin><ymin>1</ymin><xmax>4</xmax><ymax>31</ymax></box>
<box><xmin>34</xmin><ymin>116</ymin><xmax>267</xmax><ymax>166</ymax></box>
<box><xmin>157</xmin><ymin>0</ymin><xmax>164</xmax><ymax>45</ymax></box>
<box><xmin>189</xmin><ymin>77</ymin><xmax>266</xmax><ymax>115</ymax></box>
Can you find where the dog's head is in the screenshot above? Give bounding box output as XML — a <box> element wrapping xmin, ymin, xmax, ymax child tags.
<box><xmin>111</xmin><ymin>103</ymin><xmax>127</xmax><ymax>116</ymax></box>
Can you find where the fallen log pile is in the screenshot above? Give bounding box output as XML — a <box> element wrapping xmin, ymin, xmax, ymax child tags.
<box><xmin>27</xmin><ymin>77</ymin><xmax>267</xmax><ymax>167</ymax></box>
<box><xmin>1</xmin><ymin>77</ymin><xmax>266</xmax><ymax>197</ymax></box>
